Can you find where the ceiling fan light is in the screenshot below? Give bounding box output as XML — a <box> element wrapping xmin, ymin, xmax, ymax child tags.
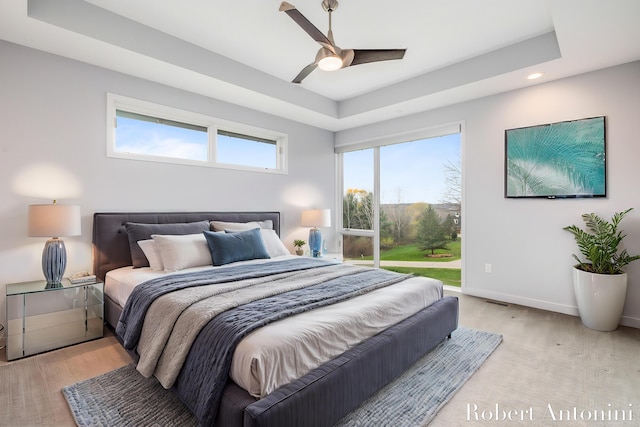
<box><xmin>318</xmin><ymin>55</ymin><xmax>342</xmax><ymax>71</ymax></box>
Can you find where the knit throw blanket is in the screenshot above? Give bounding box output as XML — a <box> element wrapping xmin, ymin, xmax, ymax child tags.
<box><xmin>116</xmin><ymin>258</ymin><xmax>409</xmax><ymax>426</ymax></box>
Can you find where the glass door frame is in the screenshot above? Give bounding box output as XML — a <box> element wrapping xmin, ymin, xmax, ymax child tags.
<box><xmin>336</xmin><ymin>122</ymin><xmax>463</xmax><ymax>270</ymax></box>
<box><xmin>336</xmin><ymin>148</ymin><xmax>381</xmax><ymax>268</ymax></box>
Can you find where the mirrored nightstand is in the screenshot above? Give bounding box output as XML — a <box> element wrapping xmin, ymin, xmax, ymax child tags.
<box><xmin>5</xmin><ymin>278</ymin><xmax>103</xmax><ymax>360</ymax></box>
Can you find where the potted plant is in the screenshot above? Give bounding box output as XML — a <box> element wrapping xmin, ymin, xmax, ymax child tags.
<box><xmin>563</xmin><ymin>208</ymin><xmax>640</xmax><ymax>331</ymax></box>
<box><xmin>293</xmin><ymin>239</ymin><xmax>306</xmax><ymax>256</ymax></box>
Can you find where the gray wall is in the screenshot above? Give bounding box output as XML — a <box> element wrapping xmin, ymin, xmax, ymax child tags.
<box><xmin>0</xmin><ymin>41</ymin><xmax>335</xmax><ymax>325</ymax></box>
<box><xmin>336</xmin><ymin>60</ymin><xmax>640</xmax><ymax>328</ymax></box>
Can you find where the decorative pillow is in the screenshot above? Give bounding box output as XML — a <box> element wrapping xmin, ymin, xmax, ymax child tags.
<box><xmin>151</xmin><ymin>233</ymin><xmax>213</xmax><ymax>271</ymax></box>
<box><xmin>137</xmin><ymin>239</ymin><xmax>164</xmax><ymax>271</ymax></box>
<box><xmin>203</xmin><ymin>228</ymin><xmax>270</xmax><ymax>266</ymax></box>
<box><xmin>124</xmin><ymin>221</ymin><xmax>210</xmax><ymax>268</ymax></box>
<box><xmin>226</xmin><ymin>228</ymin><xmax>289</xmax><ymax>258</ymax></box>
<box><xmin>209</xmin><ymin>220</ymin><xmax>273</xmax><ymax>232</ymax></box>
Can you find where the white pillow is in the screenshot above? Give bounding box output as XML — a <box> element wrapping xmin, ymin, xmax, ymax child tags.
<box><xmin>151</xmin><ymin>233</ymin><xmax>212</xmax><ymax>271</ymax></box>
<box><xmin>210</xmin><ymin>220</ymin><xmax>273</xmax><ymax>232</ymax></box>
<box><xmin>137</xmin><ymin>239</ymin><xmax>164</xmax><ymax>271</ymax></box>
<box><xmin>258</xmin><ymin>229</ymin><xmax>290</xmax><ymax>257</ymax></box>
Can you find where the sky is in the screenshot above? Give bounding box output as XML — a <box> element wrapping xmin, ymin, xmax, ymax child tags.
<box><xmin>115</xmin><ymin>116</ymin><xmax>276</xmax><ymax>169</ymax></box>
<box><xmin>343</xmin><ymin>133</ymin><xmax>461</xmax><ymax>204</ymax></box>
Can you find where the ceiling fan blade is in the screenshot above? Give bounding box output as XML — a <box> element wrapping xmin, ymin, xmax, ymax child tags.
<box><xmin>279</xmin><ymin>2</ymin><xmax>336</xmax><ymax>53</ymax></box>
<box><xmin>349</xmin><ymin>49</ymin><xmax>406</xmax><ymax>66</ymax></box>
<box><xmin>292</xmin><ymin>62</ymin><xmax>318</xmax><ymax>84</ymax></box>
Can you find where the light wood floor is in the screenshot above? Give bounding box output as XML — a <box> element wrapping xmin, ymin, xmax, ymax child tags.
<box><xmin>1</xmin><ymin>292</ymin><xmax>639</xmax><ymax>426</ymax></box>
<box><xmin>0</xmin><ymin>331</ymin><xmax>132</xmax><ymax>427</ymax></box>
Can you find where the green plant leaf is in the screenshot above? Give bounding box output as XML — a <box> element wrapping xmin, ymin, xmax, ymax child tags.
<box><xmin>563</xmin><ymin>208</ymin><xmax>639</xmax><ymax>274</ymax></box>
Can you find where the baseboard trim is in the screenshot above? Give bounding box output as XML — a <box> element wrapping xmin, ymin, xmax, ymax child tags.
<box><xmin>461</xmin><ymin>288</ymin><xmax>578</xmax><ymax>316</ymax></box>
<box><xmin>620</xmin><ymin>315</ymin><xmax>640</xmax><ymax>329</ymax></box>
<box><xmin>461</xmin><ymin>288</ymin><xmax>640</xmax><ymax>329</ymax></box>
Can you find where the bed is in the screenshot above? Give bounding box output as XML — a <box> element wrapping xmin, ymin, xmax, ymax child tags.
<box><xmin>92</xmin><ymin>211</ymin><xmax>459</xmax><ymax>427</ymax></box>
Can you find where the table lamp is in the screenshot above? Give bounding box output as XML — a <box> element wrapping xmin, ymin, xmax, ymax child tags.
<box><xmin>301</xmin><ymin>209</ymin><xmax>331</xmax><ymax>257</ymax></box>
<box><xmin>28</xmin><ymin>201</ymin><xmax>81</xmax><ymax>286</ymax></box>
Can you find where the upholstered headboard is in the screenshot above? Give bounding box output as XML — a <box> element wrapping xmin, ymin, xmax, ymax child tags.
<box><xmin>92</xmin><ymin>211</ymin><xmax>280</xmax><ymax>281</ymax></box>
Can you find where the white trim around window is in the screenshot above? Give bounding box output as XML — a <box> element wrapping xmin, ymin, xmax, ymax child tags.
<box><xmin>334</xmin><ymin>122</ymin><xmax>461</xmax><ymax>154</ymax></box>
<box><xmin>336</xmin><ymin>121</ymin><xmax>464</xmax><ymax>269</ymax></box>
<box><xmin>106</xmin><ymin>93</ymin><xmax>288</xmax><ymax>174</ymax></box>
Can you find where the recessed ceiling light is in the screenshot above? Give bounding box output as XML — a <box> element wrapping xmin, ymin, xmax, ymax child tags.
<box><xmin>527</xmin><ymin>72</ymin><xmax>544</xmax><ymax>80</ymax></box>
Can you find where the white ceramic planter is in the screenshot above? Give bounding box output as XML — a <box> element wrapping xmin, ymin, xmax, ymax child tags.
<box><xmin>572</xmin><ymin>267</ymin><xmax>627</xmax><ymax>331</ymax></box>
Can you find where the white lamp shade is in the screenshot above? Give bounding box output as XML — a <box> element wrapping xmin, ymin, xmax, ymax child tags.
<box><xmin>28</xmin><ymin>204</ymin><xmax>81</xmax><ymax>237</ymax></box>
<box><xmin>301</xmin><ymin>209</ymin><xmax>331</xmax><ymax>228</ymax></box>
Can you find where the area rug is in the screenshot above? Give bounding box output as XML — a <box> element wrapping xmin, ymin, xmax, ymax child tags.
<box><xmin>62</xmin><ymin>327</ymin><xmax>502</xmax><ymax>427</ymax></box>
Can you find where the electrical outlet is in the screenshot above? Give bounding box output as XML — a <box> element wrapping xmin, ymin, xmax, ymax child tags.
<box><xmin>485</xmin><ymin>263</ymin><xmax>492</xmax><ymax>273</ymax></box>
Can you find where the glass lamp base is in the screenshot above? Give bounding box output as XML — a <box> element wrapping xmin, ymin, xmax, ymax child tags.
<box><xmin>308</xmin><ymin>228</ymin><xmax>323</xmax><ymax>257</ymax></box>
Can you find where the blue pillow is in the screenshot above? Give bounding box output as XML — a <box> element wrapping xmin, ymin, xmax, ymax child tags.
<box><xmin>203</xmin><ymin>228</ymin><xmax>270</xmax><ymax>266</ymax></box>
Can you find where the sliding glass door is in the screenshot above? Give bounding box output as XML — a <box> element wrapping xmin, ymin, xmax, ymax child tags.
<box><xmin>339</xmin><ymin>128</ymin><xmax>461</xmax><ymax>286</ymax></box>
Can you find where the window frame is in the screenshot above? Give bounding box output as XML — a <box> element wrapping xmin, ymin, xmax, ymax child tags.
<box><xmin>336</xmin><ymin>122</ymin><xmax>463</xmax><ymax>268</ymax></box>
<box><xmin>106</xmin><ymin>93</ymin><xmax>288</xmax><ymax>174</ymax></box>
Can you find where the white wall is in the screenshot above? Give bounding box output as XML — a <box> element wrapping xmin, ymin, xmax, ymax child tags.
<box><xmin>336</xmin><ymin>61</ymin><xmax>640</xmax><ymax>328</ymax></box>
<box><xmin>0</xmin><ymin>41</ymin><xmax>335</xmax><ymax>326</ymax></box>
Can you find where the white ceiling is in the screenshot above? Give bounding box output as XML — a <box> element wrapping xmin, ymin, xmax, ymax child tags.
<box><xmin>1</xmin><ymin>0</ymin><xmax>639</xmax><ymax>131</ymax></box>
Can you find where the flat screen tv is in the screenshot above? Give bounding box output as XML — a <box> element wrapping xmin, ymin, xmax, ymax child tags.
<box><xmin>505</xmin><ymin>116</ymin><xmax>606</xmax><ymax>199</ymax></box>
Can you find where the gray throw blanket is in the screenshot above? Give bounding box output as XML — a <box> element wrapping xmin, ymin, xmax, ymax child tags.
<box><xmin>116</xmin><ymin>257</ymin><xmax>332</xmax><ymax>349</ymax></box>
<box><xmin>173</xmin><ymin>265</ymin><xmax>409</xmax><ymax>426</ymax></box>
<box><xmin>117</xmin><ymin>258</ymin><xmax>409</xmax><ymax>426</ymax></box>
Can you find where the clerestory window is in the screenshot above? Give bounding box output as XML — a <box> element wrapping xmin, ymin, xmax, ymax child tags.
<box><xmin>107</xmin><ymin>94</ymin><xmax>287</xmax><ymax>174</ymax></box>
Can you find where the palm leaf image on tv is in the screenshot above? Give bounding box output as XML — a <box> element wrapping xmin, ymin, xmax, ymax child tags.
<box><xmin>505</xmin><ymin>116</ymin><xmax>605</xmax><ymax>198</ymax></box>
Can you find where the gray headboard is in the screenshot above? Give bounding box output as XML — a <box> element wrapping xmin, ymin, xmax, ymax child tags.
<box><xmin>92</xmin><ymin>211</ymin><xmax>280</xmax><ymax>281</ymax></box>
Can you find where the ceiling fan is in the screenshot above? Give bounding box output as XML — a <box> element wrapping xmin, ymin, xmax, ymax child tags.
<box><xmin>279</xmin><ymin>0</ymin><xmax>406</xmax><ymax>83</ymax></box>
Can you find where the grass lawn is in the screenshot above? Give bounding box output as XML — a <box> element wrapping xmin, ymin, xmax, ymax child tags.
<box><xmin>359</xmin><ymin>239</ymin><xmax>461</xmax><ymax>262</ymax></box>
<box><xmin>382</xmin><ymin>266</ymin><xmax>461</xmax><ymax>287</ymax></box>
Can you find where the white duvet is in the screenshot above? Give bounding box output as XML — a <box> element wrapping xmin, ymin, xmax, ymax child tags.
<box><xmin>105</xmin><ymin>256</ymin><xmax>443</xmax><ymax>398</ymax></box>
